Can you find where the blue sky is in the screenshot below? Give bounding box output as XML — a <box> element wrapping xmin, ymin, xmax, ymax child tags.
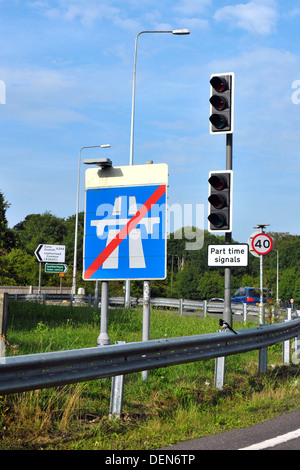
<box><xmin>1</xmin><ymin>0</ymin><xmax>300</xmax><ymax>246</ymax></box>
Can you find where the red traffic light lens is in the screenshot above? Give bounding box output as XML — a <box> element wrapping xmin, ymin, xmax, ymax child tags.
<box><xmin>210</xmin><ymin>76</ymin><xmax>227</xmax><ymax>93</ymax></box>
<box><xmin>208</xmin><ymin>174</ymin><xmax>227</xmax><ymax>191</ymax></box>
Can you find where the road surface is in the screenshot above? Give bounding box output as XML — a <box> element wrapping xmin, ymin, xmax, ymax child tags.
<box><xmin>161</xmin><ymin>409</ymin><xmax>300</xmax><ymax>450</ymax></box>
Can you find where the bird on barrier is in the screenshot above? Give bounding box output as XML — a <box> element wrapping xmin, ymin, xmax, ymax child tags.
<box><xmin>219</xmin><ymin>318</ymin><xmax>238</xmax><ymax>334</ymax></box>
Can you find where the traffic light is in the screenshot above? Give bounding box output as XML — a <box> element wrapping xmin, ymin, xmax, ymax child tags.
<box><xmin>208</xmin><ymin>170</ymin><xmax>233</xmax><ymax>232</ymax></box>
<box><xmin>209</xmin><ymin>73</ymin><xmax>234</xmax><ymax>134</ymax></box>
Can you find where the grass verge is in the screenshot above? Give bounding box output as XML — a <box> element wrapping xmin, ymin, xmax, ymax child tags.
<box><xmin>0</xmin><ymin>301</ymin><xmax>299</xmax><ymax>450</ymax></box>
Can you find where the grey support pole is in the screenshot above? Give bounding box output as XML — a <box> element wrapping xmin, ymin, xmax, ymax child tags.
<box><xmin>142</xmin><ymin>280</ymin><xmax>151</xmax><ymax>381</ymax></box>
<box><xmin>223</xmin><ymin>133</ymin><xmax>233</xmax><ymax>327</ymax></box>
<box><xmin>97</xmin><ymin>281</ymin><xmax>111</xmax><ymax>346</ymax></box>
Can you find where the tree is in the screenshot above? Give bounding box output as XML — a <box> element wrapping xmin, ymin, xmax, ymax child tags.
<box><xmin>0</xmin><ymin>248</ymin><xmax>38</xmax><ymax>285</ymax></box>
<box><xmin>197</xmin><ymin>271</ymin><xmax>224</xmax><ymax>299</ymax></box>
<box><xmin>0</xmin><ymin>191</ymin><xmax>16</xmax><ymax>251</ymax></box>
<box><xmin>14</xmin><ymin>212</ymin><xmax>67</xmax><ymax>254</ymax></box>
<box><xmin>278</xmin><ymin>268</ymin><xmax>297</xmax><ymax>302</ymax></box>
<box><xmin>173</xmin><ymin>263</ymin><xmax>201</xmax><ymax>300</ymax></box>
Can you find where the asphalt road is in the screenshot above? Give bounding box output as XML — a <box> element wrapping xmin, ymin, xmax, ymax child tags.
<box><xmin>161</xmin><ymin>409</ymin><xmax>300</xmax><ymax>450</ymax></box>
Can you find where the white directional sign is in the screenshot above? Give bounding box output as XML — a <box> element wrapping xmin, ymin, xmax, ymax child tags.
<box><xmin>251</xmin><ymin>233</ymin><xmax>273</xmax><ymax>256</ymax></box>
<box><xmin>35</xmin><ymin>244</ymin><xmax>65</xmax><ymax>263</ymax></box>
<box><xmin>83</xmin><ymin>163</ymin><xmax>168</xmax><ymax>281</ymax></box>
<box><xmin>208</xmin><ymin>244</ymin><xmax>248</xmax><ymax>267</ymax></box>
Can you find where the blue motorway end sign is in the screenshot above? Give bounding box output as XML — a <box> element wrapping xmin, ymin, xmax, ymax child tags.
<box><xmin>83</xmin><ymin>184</ymin><xmax>167</xmax><ymax>281</ymax></box>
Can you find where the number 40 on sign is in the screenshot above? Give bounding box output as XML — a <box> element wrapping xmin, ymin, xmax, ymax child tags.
<box><xmin>251</xmin><ymin>233</ymin><xmax>273</xmax><ymax>256</ymax></box>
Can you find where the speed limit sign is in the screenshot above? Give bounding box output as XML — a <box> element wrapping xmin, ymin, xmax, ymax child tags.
<box><xmin>251</xmin><ymin>233</ymin><xmax>273</xmax><ymax>256</ymax></box>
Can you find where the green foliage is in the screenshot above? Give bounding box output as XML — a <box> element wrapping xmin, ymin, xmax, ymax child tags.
<box><xmin>1</xmin><ymin>189</ymin><xmax>300</xmax><ymax>306</ymax></box>
<box><xmin>0</xmin><ymin>191</ymin><xmax>16</xmax><ymax>251</ymax></box>
<box><xmin>14</xmin><ymin>211</ymin><xmax>68</xmax><ymax>254</ymax></box>
<box><xmin>0</xmin><ymin>248</ymin><xmax>38</xmax><ymax>285</ymax></box>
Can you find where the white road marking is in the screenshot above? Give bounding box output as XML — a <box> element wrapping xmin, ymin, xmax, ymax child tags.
<box><xmin>239</xmin><ymin>428</ymin><xmax>300</xmax><ymax>450</ymax></box>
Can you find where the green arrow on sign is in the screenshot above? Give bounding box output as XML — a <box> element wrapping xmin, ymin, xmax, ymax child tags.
<box><xmin>45</xmin><ymin>263</ymin><xmax>68</xmax><ymax>274</ymax></box>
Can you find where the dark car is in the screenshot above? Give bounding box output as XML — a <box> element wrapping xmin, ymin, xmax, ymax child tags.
<box><xmin>231</xmin><ymin>287</ymin><xmax>272</xmax><ymax>304</ymax></box>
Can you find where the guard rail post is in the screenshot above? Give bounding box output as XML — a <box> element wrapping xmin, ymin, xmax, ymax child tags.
<box><xmin>215</xmin><ymin>356</ymin><xmax>225</xmax><ymax>389</ymax></box>
<box><xmin>292</xmin><ymin>333</ymin><xmax>300</xmax><ymax>364</ymax></box>
<box><xmin>258</xmin><ymin>325</ymin><xmax>268</xmax><ymax>374</ymax></box>
<box><xmin>179</xmin><ymin>299</ymin><xmax>183</xmax><ymax>315</ymax></box>
<box><xmin>243</xmin><ymin>303</ymin><xmax>247</xmax><ymax>323</ymax></box>
<box><xmin>109</xmin><ymin>341</ymin><xmax>125</xmax><ymax>419</ymax></box>
<box><xmin>283</xmin><ymin>308</ymin><xmax>292</xmax><ymax>364</ymax></box>
<box><xmin>203</xmin><ymin>300</ymin><xmax>207</xmax><ymax>318</ymax></box>
<box><xmin>0</xmin><ymin>293</ymin><xmax>8</xmax><ymax>357</ymax></box>
<box><xmin>258</xmin><ymin>348</ymin><xmax>268</xmax><ymax>374</ymax></box>
<box><xmin>214</xmin><ymin>328</ymin><xmax>226</xmax><ymax>389</ymax></box>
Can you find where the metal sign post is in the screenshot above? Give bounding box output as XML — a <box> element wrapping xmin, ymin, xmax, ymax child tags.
<box><xmin>224</xmin><ymin>133</ymin><xmax>233</xmax><ymax>327</ymax></box>
<box><xmin>251</xmin><ymin>225</ymin><xmax>273</xmax><ymax>324</ymax></box>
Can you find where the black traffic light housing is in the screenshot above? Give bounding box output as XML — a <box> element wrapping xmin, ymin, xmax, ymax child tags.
<box><xmin>209</xmin><ymin>73</ymin><xmax>234</xmax><ymax>134</ymax></box>
<box><xmin>208</xmin><ymin>170</ymin><xmax>233</xmax><ymax>233</ymax></box>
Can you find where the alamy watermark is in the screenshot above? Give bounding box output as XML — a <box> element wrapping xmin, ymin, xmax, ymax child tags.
<box><xmin>0</xmin><ymin>80</ymin><xmax>6</xmax><ymax>104</ymax></box>
<box><xmin>292</xmin><ymin>337</ymin><xmax>300</xmax><ymax>365</ymax></box>
<box><xmin>91</xmin><ymin>197</ymin><xmax>204</xmax><ymax>252</ymax></box>
<box><xmin>291</xmin><ymin>80</ymin><xmax>300</xmax><ymax>104</ymax></box>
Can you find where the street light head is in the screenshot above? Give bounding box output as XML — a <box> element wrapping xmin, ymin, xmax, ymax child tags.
<box><xmin>172</xmin><ymin>29</ymin><xmax>190</xmax><ymax>35</ymax></box>
<box><xmin>83</xmin><ymin>158</ymin><xmax>112</xmax><ymax>168</ymax></box>
<box><xmin>100</xmin><ymin>144</ymin><xmax>111</xmax><ymax>148</ymax></box>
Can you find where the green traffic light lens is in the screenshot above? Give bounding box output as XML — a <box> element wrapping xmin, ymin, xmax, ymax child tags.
<box><xmin>208</xmin><ymin>213</ymin><xmax>226</xmax><ymax>228</ymax></box>
<box><xmin>209</xmin><ymin>114</ymin><xmax>227</xmax><ymax>129</ymax></box>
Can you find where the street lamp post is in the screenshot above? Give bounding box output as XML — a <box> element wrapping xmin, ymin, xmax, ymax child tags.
<box><xmin>129</xmin><ymin>29</ymin><xmax>190</xmax><ymax>166</ymax></box>
<box><xmin>72</xmin><ymin>144</ymin><xmax>111</xmax><ymax>296</ymax></box>
<box><xmin>125</xmin><ymin>28</ymin><xmax>190</xmax><ymax>309</ymax></box>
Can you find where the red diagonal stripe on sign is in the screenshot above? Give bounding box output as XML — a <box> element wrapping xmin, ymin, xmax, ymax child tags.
<box><xmin>84</xmin><ymin>184</ymin><xmax>166</xmax><ymax>279</ymax></box>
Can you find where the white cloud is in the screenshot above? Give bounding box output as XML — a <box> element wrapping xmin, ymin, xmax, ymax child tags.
<box><xmin>27</xmin><ymin>0</ymin><xmax>128</xmax><ymax>28</ymax></box>
<box><xmin>214</xmin><ymin>1</ymin><xmax>278</xmax><ymax>35</ymax></box>
<box><xmin>175</xmin><ymin>16</ymin><xmax>209</xmax><ymax>30</ymax></box>
<box><xmin>174</xmin><ymin>0</ymin><xmax>212</xmax><ymax>16</ymax></box>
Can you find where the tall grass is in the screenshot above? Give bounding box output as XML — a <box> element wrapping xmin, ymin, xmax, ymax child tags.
<box><xmin>0</xmin><ymin>301</ymin><xmax>299</xmax><ymax>450</ymax></box>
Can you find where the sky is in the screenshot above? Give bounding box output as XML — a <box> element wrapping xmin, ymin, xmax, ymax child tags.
<box><xmin>0</xmin><ymin>0</ymin><xmax>300</xmax><ymax>248</ymax></box>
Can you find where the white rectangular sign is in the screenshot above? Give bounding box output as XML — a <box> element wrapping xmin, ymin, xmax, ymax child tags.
<box><xmin>208</xmin><ymin>244</ymin><xmax>248</xmax><ymax>267</ymax></box>
<box><xmin>35</xmin><ymin>244</ymin><xmax>65</xmax><ymax>263</ymax></box>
